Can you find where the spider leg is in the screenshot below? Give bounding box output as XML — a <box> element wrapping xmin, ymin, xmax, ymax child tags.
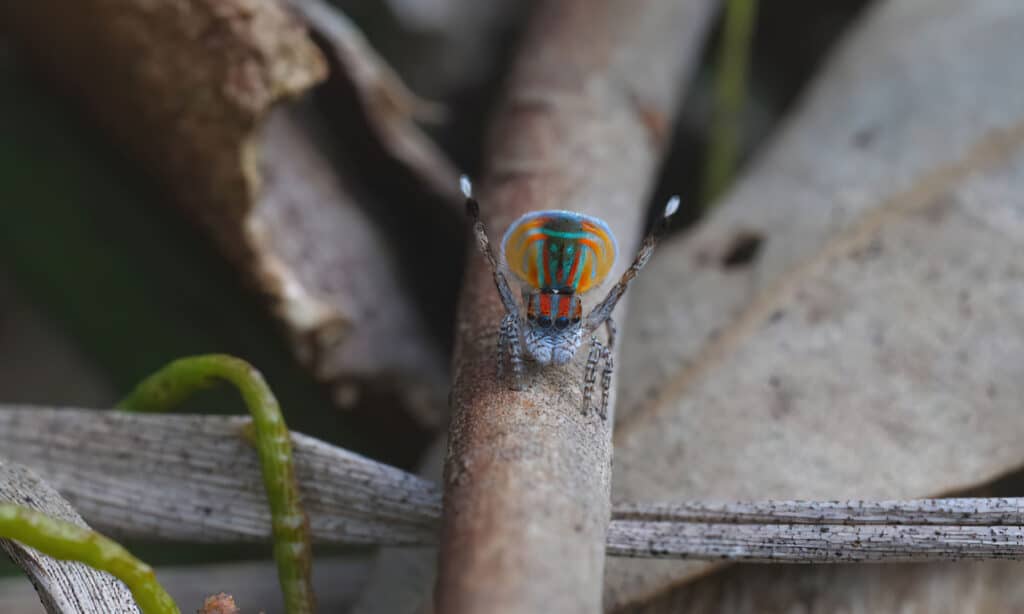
<box><xmin>501</xmin><ymin>312</ymin><xmax>526</xmax><ymax>390</ymax></box>
<box><xmin>582</xmin><ymin>335</ymin><xmax>602</xmax><ymax>416</ymax></box>
<box><xmin>599</xmin><ymin>345</ymin><xmax>613</xmax><ymax>421</ymax></box>
<box><xmin>497</xmin><ymin>315</ymin><xmax>509</xmax><ymax>380</ymax></box>
<box><xmin>462</xmin><ymin>176</ymin><xmax>528</xmax><ymax>392</ymax></box>
<box><xmin>584</xmin><ymin>196</ymin><xmax>680</xmax><ymax>334</ymax></box>
<box><xmin>462</xmin><ymin>176</ymin><xmax>521</xmax><ymax>316</ymax></box>
<box><xmin>604</xmin><ymin>317</ymin><xmax>618</xmax><ymax>351</ymax></box>
<box><xmin>597</xmin><ymin>318</ymin><xmax>617</xmax><ymax>420</ymax></box>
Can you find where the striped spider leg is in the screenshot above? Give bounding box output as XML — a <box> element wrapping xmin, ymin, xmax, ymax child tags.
<box><xmin>580</xmin><ymin>195</ymin><xmax>680</xmax><ymax>418</ymax></box>
<box><xmin>462</xmin><ymin>176</ymin><xmax>527</xmax><ymax>389</ymax></box>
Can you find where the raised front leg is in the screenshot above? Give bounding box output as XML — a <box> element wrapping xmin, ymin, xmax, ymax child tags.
<box><xmin>584</xmin><ymin>196</ymin><xmax>680</xmax><ymax>335</ymax></box>
<box><xmin>462</xmin><ymin>176</ymin><xmax>521</xmax><ymax>316</ymax></box>
<box><xmin>463</xmin><ymin>176</ymin><xmax>527</xmax><ymax>392</ymax></box>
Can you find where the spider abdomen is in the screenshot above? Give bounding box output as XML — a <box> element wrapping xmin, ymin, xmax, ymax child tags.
<box><xmin>501</xmin><ymin>209</ymin><xmax>616</xmax><ymax>367</ymax></box>
<box><xmin>501</xmin><ymin>210</ymin><xmax>618</xmax><ymax>296</ymax></box>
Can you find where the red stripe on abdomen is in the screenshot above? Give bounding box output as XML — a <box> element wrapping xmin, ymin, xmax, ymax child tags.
<box><xmin>539</xmin><ymin>292</ymin><xmax>552</xmax><ymax>317</ymax></box>
<box><xmin>557</xmin><ymin>294</ymin><xmax>571</xmax><ymax>318</ymax></box>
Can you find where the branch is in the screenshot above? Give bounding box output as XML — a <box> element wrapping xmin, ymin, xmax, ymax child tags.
<box><xmin>607</xmin><ymin>521</ymin><xmax>1024</xmax><ymax>562</ymax></box>
<box><xmin>612</xmin><ymin>499</ymin><xmax>1024</xmax><ymax>525</ymax></box>
<box><xmin>609</xmin><ymin>499</ymin><xmax>1024</xmax><ymax>563</ymax></box>
<box><xmin>440</xmin><ymin>1</ymin><xmax>716</xmax><ymax>611</ymax></box>
<box><xmin>5</xmin><ymin>407</ymin><xmax>1023</xmax><ymax>566</ymax></box>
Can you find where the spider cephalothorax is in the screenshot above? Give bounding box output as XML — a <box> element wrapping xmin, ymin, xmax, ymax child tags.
<box><xmin>462</xmin><ymin>176</ymin><xmax>678</xmax><ymax>419</ymax></box>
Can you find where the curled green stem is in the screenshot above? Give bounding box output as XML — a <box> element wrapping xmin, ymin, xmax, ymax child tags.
<box><xmin>702</xmin><ymin>0</ymin><xmax>759</xmax><ymax>207</ymax></box>
<box><xmin>119</xmin><ymin>355</ymin><xmax>314</xmax><ymax>614</ymax></box>
<box><xmin>0</xmin><ymin>503</ymin><xmax>179</xmax><ymax>614</ymax></box>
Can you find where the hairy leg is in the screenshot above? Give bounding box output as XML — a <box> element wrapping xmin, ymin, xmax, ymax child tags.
<box><xmin>582</xmin><ymin>336</ymin><xmax>602</xmax><ymax>416</ymax></box>
<box><xmin>497</xmin><ymin>315</ymin><xmax>509</xmax><ymax>380</ymax></box>
<box><xmin>599</xmin><ymin>344</ymin><xmax>613</xmax><ymax>421</ymax></box>
<box><xmin>462</xmin><ymin>176</ymin><xmax>520</xmax><ymax>315</ymax></box>
<box><xmin>585</xmin><ymin>196</ymin><xmax>680</xmax><ymax>334</ymax></box>
<box><xmin>501</xmin><ymin>312</ymin><xmax>526</xmax><ymax>390</ymax></box>
<box><xmin>463</xmin><ymin>176</ymin><xmax>527</xmax><ymax>391</ymax></box>
<box><xmin>598</xmin><ymin>318</ymin><xmax>618</xmax><ymax>420</ymax></box>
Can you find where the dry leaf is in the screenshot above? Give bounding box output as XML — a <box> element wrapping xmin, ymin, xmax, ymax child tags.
<box><xmin>253</xmin><ymin>107</ymin><xmax>449</xmax><ymax>425</ymax></box>
<box><xmin>1</xmin><ymin>0</ymin><xmax>456</xmax><ymax>425</ymax></box>
<box><xmin>624</xmin><ymin>561</ymin><xmax>1024</xmax><ymax>614</ymax></box>
<box><xmin>289</xmin><ymin>0</ymin><xmax>461</xmax><ymax>199</ymax></box>
<box><xmin>609</xmin><ymin>0</ymin><xmax>1024</xmax><ymax>607</ymax></box>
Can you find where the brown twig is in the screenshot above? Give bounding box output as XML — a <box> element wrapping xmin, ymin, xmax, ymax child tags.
<box><xmin>438</xmin><ymin>1</ymin><xmax>716</xmax><ymax>611</ymax></box>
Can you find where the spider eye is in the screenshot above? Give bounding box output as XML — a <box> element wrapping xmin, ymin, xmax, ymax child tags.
<box><xmin>537</xmin><ymin>315</ymin><xmax>552</xmax><ymax>328</ymax></box>
<box><xmin>527</xmin><ymin>312</ymin><xmax>536</xmax><ymax>321</ymax></box>
<box><xmin>571</xmin><ymin>316</ymin><xmax>581</xmax><ymax>324</ymax></box>
<box><xmin>554</xmin><ymin>316</ymin><xmax>569</xmax><ymax>330</ymax></box>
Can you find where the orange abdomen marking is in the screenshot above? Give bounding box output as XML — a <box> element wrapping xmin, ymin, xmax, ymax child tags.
<box><xmin>501</xmin><ymin>210</ymin><xmax>618</xmax><ymax>295</ymax></box>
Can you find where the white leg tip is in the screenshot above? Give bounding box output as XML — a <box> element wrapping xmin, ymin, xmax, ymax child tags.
<box><xmin>664</xmin><ymin>195</ymin><xmax>681</xmax><ymax>218</ymax></box>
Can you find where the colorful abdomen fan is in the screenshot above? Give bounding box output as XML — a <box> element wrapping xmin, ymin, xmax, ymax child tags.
<box><xmin>500</xmin><ymin>210</ymin><xmax>618</xmax><ymax>295</ymax></box>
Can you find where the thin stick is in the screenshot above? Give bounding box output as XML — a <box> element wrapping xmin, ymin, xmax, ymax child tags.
<box><xmin>4</xmin><ymin>407</ymin><xmax>1024</xmax><ymax>565</ymax></box>
<box><xmin>613</xmin><ymin>498</ymin><xmax>1024</xmax><ymax>525</ymax></box>
<box><xmin>119</xmin><ymin>355</ymin><xmax>314</xmax><ymax>614</ymax></box>
<box><xmin>0</xmin><ymin>504</ymin><xmax>180</xmax><ymax>614</ymax></box>
<box><xmin>607</xmin><ymin>520</ymin><xmax>1024</xmax><ymax>562</ymax></box>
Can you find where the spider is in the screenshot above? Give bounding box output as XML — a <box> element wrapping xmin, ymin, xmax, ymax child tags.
<box><xmin>461</xmin><ymin>176</ymin><xmax>679</xmax><ymax>419</ymax></box>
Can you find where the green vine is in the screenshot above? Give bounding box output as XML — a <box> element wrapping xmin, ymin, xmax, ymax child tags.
<box><xmin>119</xmin><ymin>354</ymin><xmax>314</xmax><ymax>614</ymax></box>
<box><xmin>0</xmin><ymin>503</ymin><xmax>179</xmax><ymax>614</ymax></box>
<box><xmin>702</xmin><ymin>0</ymin><xmax>759</xmax><ymax>207</ymax></box>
